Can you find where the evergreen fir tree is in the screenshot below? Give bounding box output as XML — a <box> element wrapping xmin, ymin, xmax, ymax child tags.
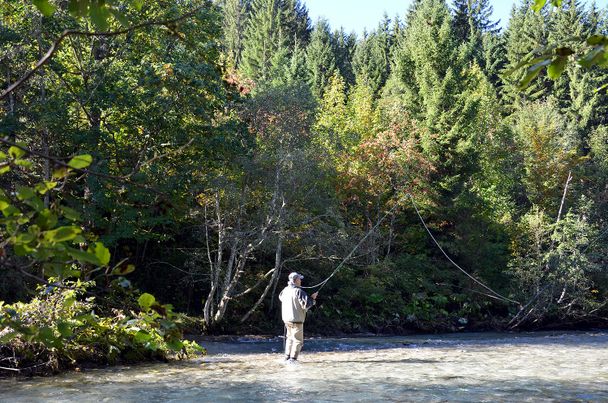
<box><xmin>549</xmin><ymin>0</ymin><xmax>608</xmax><ymax>135</ymax></box>
<box><xmin>586</xmin><ymin>1</ymin><xmax>606</xmax><ymax>34</ymax></box>
<box><xmin>271</xmin><ymin>35</ymin><xmax>309</xmax><ymax>86</ymax></box>
<box><xmin>282</xmin><ymin>0</ymin><xmax>312</xmax><ymax>47</ymax></box>
<box><xmin>452</xmin><ymin>0</ymin><xmax>499</xmax><ymax>42</ymax></box>
<box><xmin>221</xmin><ymin>0</ymin><xmax>249</xmax><ymax>68</ymax></box>
<box><xmin>240</xmin><ymin>0</ymin><xmax>287</xmax><ymax>83</ymax></box>
<box><xmin>332</xmin><ymin>27</ymin><xmax>356</xmax><ymax>87</ymax></box>
<box><xmin>305</xmin><ymin>18</ymin><xmax>337</xmax><ymax>99</ymax></box>
<box><xmin>501</xmin><ymin>2</ymin><xmax>552</xmax><ymax>109</ymax></box>
<box><xmin>392</xmin><ymin>0</ymin><xmax>465</xmax><ymax>133</ymax></box>
<box><xmin>352</xmin><ymin>14</ymin><xmax>393</xmax><ymax>98</ymax></box>
<box><xmin>451</xmin><ymin>0</ymin><xmax>500</xmax><ymax>83</ymax></box>
<box><xmin>481</xmin><ymin>31</ymin><xmax>507</xmax><ymax>90</ymax></box>
<box><xmin>388</xmin><ymin>0</ymin><xmax>504</xmax><ymax>288</ymax></box>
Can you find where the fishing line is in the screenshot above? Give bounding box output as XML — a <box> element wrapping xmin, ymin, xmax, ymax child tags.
<box><xmin>302</xmin><ymin>192</ymin><xmax>519</xmax><ymax>305</ymax></box>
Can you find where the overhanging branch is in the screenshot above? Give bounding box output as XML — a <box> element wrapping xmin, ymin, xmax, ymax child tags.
<box><xmin>0</xmin><ymin>2</ymin><xmax>209</xmax><ymax>100</ymax></box>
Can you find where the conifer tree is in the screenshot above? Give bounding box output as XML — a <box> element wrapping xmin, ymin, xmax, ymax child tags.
<box><xmin>391</xmin><ymin>0</ymin><xmax>465</xmax><ymax>134</ymax></box>
<box><xmin>548</xmin><ymin>0</ymin><xmax>608</xmax><ymax>133</ymax></box>
<box><xmin>282</xmin><ymin>0</ymin><xmax>312</xmax><ymax>47</ymax></box>
<box><xmin>332</xmin><ymin>27</ymin><xmax>356</xmax><ymax>87</ymax></box>
<box><xmin>305</xmin><ymin>18</ymin><xmax>337</xmax><ymax>99</ymax></box>
<box><xmin>221</xmin><ymin>0</ymin><xmax>249</xmax><ymax>68</ymax></box>
<box><xmin>270</xmin><ymin>35</ymin><xmax>309</xmax><ymax>87</ymax></box>
<box><xmin>388</xmin><ymin>0</ymin><xmax>493</xmax><ymax>233</ymax></box>
<box><xmin>452</xmin><ymin>0</ymin><xmax>499</xmax><ymax>42</ymax></box>
<box><xmin>501</xmin><ymin>2</ymin><xmax>551</xmax><ymax>109</ymax></box>
<box><xmin>240</xmin><ymin>0</ymin><xmax>287</xmax><ymax>83</ymax></box>
<box><xmin>286</xmin><ymin>36</ymin><xmax>309</xmax><ymax>84</ymax></box>
<box><xmin>480</xmin><ymin>31</ymin><xmax>506</xmax><ymax>90</ymax></box>
<box><xmin>451</xmin><ymin>0</ymin><xmax>502</xmax><ymax>87</ymax></box>
<box><xmin>586</xmin><ymin>1</ymin><xmax>606</xmax><ymax>34</ymax></box>
<box><xmin>352</xmin><ymin>14</ymin><xmax>393</xmax><ymax>98</ymax></box>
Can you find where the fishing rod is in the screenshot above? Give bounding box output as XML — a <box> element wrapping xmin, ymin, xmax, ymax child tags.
<box><xmin>302</xmin><ymin>192</ymin><xmax>519</xmax><ymax>305</ymax></box>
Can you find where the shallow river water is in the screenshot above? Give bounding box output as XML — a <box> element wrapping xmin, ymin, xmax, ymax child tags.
<box><xmin>1</xmin><ymin>331</ymin><xmax>608</xmax><ymax>402</ymax></box>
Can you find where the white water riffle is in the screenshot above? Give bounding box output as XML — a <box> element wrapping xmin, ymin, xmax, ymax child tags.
<box><xmin>1</xmin><ymin>331</ymin><xmax>607</xmax><ymax>402</ymax></box>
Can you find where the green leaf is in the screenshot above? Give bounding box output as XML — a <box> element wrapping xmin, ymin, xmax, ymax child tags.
<box><xmin>60</xmin><ymin>205</ymin><xmax>81</xmax><ymax>221</ymax></box>
<box><xmin>586</xmin><ymin>35</ymin><xmax>608</xmax><ymax>46</ymax></box>
<box><xmin>368</xmin><ymin>293</ymin><xmax>384</xmax><ymax>304</ymax></box>
<box><xmin>579</xmin><ymin>46</ymin><xmax>606</xmax><ymax>68</ymax></box>
<box><xmin>0</xmin><ymin>329</ymin><xmax>17</xmax><ymax>343</ymax></box>
<box><xmin>0</xmin><ymin>164</ymin><xmax>10</xmax><ymax>174</ymax></box>
<box><xmin>44</xmin><ymin>226</ymin><xmax>82</xmax><ymax>243</ymax></box>
<box><xmin>16</xmin><ymin>186</ymin><xmax>36</xmax><ymax>201</ymax></box>
<box><xmin>131</xmin><ymin>0</ymin><xmax>144</xmax><ymax>11</ymax></box>
<box><xmin>67</xmin><ymin>154</ymin><xmax>93</xmax><ymax>169</ymax></box>
<box><xmin>112</xmin><ymin>264</ymin><xmax>136</xmax><ymax>276</ymax></box>
<box><xmin>67</xmin><ymin>247</ymin><xmax>102</xmax><ymax>265</ymax></box>
<box><xmin>90</xmin><ymin>4</ymin><xmax>111</xmax><ymax>31</ymax></box>
<box><xmin>91</xmin><ymin>242</ymin><xmax>111</xmax><ymax>265</ymax></box>
<box><xmin>14</xmin><ymin>159</ymin><xmax>33</xmax><ymax>168</ymax></box>
<box><xmin>518</xmin><ymin>59</ymin><xmax>551</xmax><ymax>89</ymax></box>
<box><xmin>68</xmin><ymin>0</ymin><xmax>89</xmax><ymax>17</ymax></box>
<box><xmin>166</xmin><ymin>338</ymin><xmax>184</xmax><ymax>351</ymax></box>
<box><xmin>63</xmin><ymin>296</ymin><xmax>76</xmax><ymax>308</ymax></box>
<box><xmin>15</xmin><ymin>232</ymin><xmax>35</xmax><ymax>244</ymax></box>
<box><xmin>52</xmin><ymin>167</ymin><xmax>70</xmax><ymax>179</ymax></box>
<box><xmin>14</xmin><ymin>243</ymin><xmax>33</xmax><ymax>256</ymax></box>
<box><xmin>35</xmin><ymin>181</ymin><xmax>57</xmax><ymax>195</ymax></box>
<box><xmin>0</xmin><ymin>152</ymin><xmax>6</xmax><ymax>161</ymax></box>
<box><xmin>37</xmin><ymin>326</ymin><xmax>58</xmax><ymax>347</ymax></box>
<box><xmin>134</xmin><ymin>330</ymin><xmax>152</xmax><ymax>343</ymax></box>
<box><xmin>8</xmin><ymin>145</ymin><xmax>26</xmax><ymax>159</ymax></box>
<box><xmin>1</xmin><ymin>204</ymin><xmax>20</xmax><ymax>217</ymax></box>
<box><xmin>35</xmin><ymin>209</ymin><xmax>58</xmax><ymax>230</ymax></box>
<box><xmin>57</xmin><ymin>322</ymin><xmax>73</xmax><ymax>337</ymax></box>
<box><xmin>532</xmin><ymin>0</ymin><xmax>547</xmax><ymax>12</ymax></box>
<box><xmin>110</xmin><ymin>9</ymin><xmax>129</xmax><ymax>27</ymax></box>
<box><xmin>32</xmin><ymin>0</ymin><xmax>57</xmax><ymax>17</ymax></box>
<box><xmin>24</xmin><ymin>196</ymin><xmax>45</xmax><ymax>212</ymax></box>
<box><xmin>138</xmin><ymin>293</ymin><xmax>156</xmax><ymax>311</ymax></box>
<box><xmin>547</xmin><ymin>56</ymin><xmax>568</xmax><ymax>80</ymax></box>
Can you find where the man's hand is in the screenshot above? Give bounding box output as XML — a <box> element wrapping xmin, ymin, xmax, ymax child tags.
<box><xmin>311</xmin><ymin>292</ymin><xmax>318</xmax><ymax>300</ymax></box>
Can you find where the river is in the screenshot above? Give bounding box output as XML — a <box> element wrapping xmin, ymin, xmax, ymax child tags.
<box><xmin>1</xmin><ymin>331</ymin><xmax>607</xmax><ymax>402</ymax></box>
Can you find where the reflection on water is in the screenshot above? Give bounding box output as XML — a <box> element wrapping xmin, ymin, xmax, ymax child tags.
<box><xmin>1</xmin><ymin>331</ymin><xmax>608</xmax><ymax>402</ymax></box>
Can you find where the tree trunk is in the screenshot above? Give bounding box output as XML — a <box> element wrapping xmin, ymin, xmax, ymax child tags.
<box><xmin>240</xmin><ymin>230</ymin><xmax>283</xmax><ymax>324</ymax></box>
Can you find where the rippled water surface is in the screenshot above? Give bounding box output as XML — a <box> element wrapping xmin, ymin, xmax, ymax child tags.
<box><xmin>1</xmin><ymin>331</ymin><xmax>608</xmax><ymax>402</ymax></box>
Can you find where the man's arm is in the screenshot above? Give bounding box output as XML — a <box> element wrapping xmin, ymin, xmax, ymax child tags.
<box><xmin>296</xmin><ymin>289</ymin><xmax>317</xmax><ymax>310</ymax></box>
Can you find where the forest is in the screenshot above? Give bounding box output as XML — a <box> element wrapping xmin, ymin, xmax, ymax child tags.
<box><xmin>0</xmin><ymin>0</ymin><xmax>607</xmax><ymax>374</ymax></box>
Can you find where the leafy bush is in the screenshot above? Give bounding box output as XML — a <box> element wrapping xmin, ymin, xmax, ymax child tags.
<box><xmin>0</xmin><ymin>145</ymin><xmax>203</xmax><ymax>376</ymax></box>
<box><xmin>0</xmin><ymin>279</ymin><xmax>203</xmax><ymax>376</ymax></box>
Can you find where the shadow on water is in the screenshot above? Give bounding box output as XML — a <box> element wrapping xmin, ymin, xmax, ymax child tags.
<box><xmin>197</xmin><ymin>330</ymin><xmax>608</xmax><ymax>355</ymax></box>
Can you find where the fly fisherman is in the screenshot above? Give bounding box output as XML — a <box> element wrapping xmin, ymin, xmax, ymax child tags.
<box><xmin>279</xmin><ymin>272</ymin><xmax>318</xmax><ymax>362</ymax></box>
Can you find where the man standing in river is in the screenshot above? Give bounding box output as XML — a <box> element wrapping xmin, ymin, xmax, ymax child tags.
<box><xmin>279</xmin><ymin>272</ymin><xmax>318</xmax><ymax>362</ymax></box>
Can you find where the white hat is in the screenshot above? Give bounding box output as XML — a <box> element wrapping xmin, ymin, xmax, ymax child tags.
<box><xmin>288</xmin><ymin>272</ymin><xmax>304</xmax><ymax>281</ymax></box>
